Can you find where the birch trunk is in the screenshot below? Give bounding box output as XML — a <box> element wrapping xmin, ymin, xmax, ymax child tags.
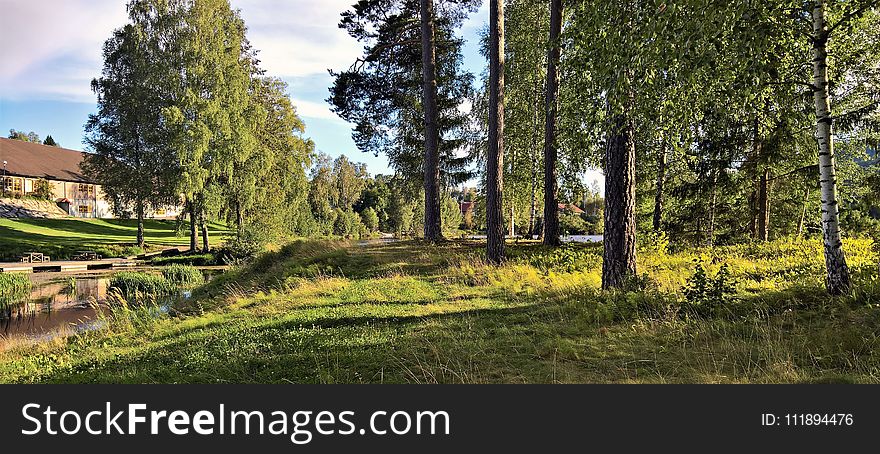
<box><xmin>812</xmin><ymin>0</ymin><xmax>851</xmax><ymax>295</ymax></box>
<box><xmin>541</xmin><ymin>0</ymin><xmax>563</xmax><ymax>246</ymax></box>
<box><xmin>419</xmin><ymin>0</ymin><xmax>443</xmax><ymax>242</ymax></box>
<box><xmin>486</xmin><ymin>0</ymin><xmax>505</xmax><ymax>263</ymax></box>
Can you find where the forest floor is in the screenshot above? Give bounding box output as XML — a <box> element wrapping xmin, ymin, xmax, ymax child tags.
<box><xmin>1</xmin><ymin>237</ymin><xmax>879</xmax><ymax>383</ymax></box>
<box><xmin>0</xmin><ymin>218</ymin><xmax>228</xmax><ymax>261</ymax></box>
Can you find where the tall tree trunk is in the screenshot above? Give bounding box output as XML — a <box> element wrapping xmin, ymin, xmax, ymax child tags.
<box><xmin>749</xmin><ymin>117</ymin><xmax>762</xmax><ymax>239</ymax></box>
<box><xmin>187</xmin><ymin>198</ymin><xmax>197</xmax><ymax>253</ymax></box>
<box><xmin>757</xmin><ymin>166</ymin><xmax>771</xmax><ymax>241</ymax></box>
<box><xmin>706</xmin><ymin>168</ymin><xmax>718</xmax><ymax>246</ymax></box>
<box><xmin>419</xmin><ymin>0</ymin><xmax>443</xmax><ymax>242</ymax></box>
<box><xmin>486</xmin><ymin>0</ymin><xmax>505</xmax><ymax>263</ymax></box>
<box><xmin>797</xmin><ymin>184</ymin><xmax>810</xmax><ymax>237</ymax></box>
<box><xmin>812</xmin><ymin>1</ymin><xmax>850</xmax><ymax>295</ymax></box>
<box><xmin>136</xmin><ymin>198</ymin><xmax>145</xmax><ymax>248</ymax></box>
<box><xmin>235</xmin><ymin>200</ymin><xmax>244</xmax><ymax>235</ymax></box>
<box><xmin>198</xmin><ymin>193</ymin><xmax>209</xmax><ymax>253</ymax></box>
<box><xmin>541</xmin><ymin>0</ymin><xmax>563</xmax><ymax>247</ymax></box>
<box><xmin>652</xmin><ymin>142</ymin><xmax>666</xmax><ymax>231</ymax></box>
<box><xmin>529</xmin><ymin>78</ymin><xmax>540</xmax><ymax>238</ymax></box>
<box><xmin>602</xmin><ymin>110</ymin><xmax>637</xmax><ymax>289</ymax></box>
<box><xmin>200</xmin><ymin>219</ymin><xmax>209</xmax><ymax>253</ymax></box>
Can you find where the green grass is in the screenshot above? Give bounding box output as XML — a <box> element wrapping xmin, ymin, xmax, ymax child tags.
<box><xmin>162</xmin><ymin>265</ymin><xmax>206</xmax><ymax>289</ymax></box>
<box><xmin>0</xmin><ymin>273</ymin><xmax>31</xmax><ymax>312</ymax></box>
<box><xmin>0</xmin><ymin>237</ymin><xmax>878</xmax><ymax>383</ymax></box>
<box><xmin>109</xmin><ymin>272</ymin><xmax>174</xmax><ymax>296</ymax></box>
<box><xmin>0</xmin><ymin>218</ymin><xmax>228</xmax><ymax>260</ymax></box>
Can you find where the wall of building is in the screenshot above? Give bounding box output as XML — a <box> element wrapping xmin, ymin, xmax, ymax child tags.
<box><xmin>3</xmin><ymin>176</ymin><xmax>182</xmax><ymax>220</ymax></box>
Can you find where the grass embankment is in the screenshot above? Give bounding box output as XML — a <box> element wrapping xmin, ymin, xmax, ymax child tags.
<box><xmin>0</xmin><ymin>218</ymin><xmax>228</xmax><ymax>261</ymax></box>
<box><xmin>1</xmin><ymin>238</ymin><xmax>879</xmax><ymax>383</ymax></box>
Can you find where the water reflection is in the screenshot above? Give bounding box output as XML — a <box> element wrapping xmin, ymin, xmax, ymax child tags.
<box><xmin>1</xmin><ymin>276</ymin><xmax>108</xmax><ymax>338</ymax></box>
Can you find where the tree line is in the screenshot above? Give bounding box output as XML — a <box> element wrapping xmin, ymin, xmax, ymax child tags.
<box><xmin>84</xmin><ymin>0</ymin><xmax>313</xmax><ymax>250</ymax></box>
<box><xmin>334</xmin><ymin>0</ymin><xmax>880</xmax><ymax>295</ymax></box>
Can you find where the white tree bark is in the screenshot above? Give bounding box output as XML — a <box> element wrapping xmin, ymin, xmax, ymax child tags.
<box><xmin>812</xmin><ymin>0</ymin><xmax>851</xmax><ymax>295</ymax></box>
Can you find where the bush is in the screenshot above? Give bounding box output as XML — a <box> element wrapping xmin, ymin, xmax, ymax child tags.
<box><xmin>162</xmin><ymin>264</ymin><xmax>205</xmax><ymax>289</ymax></box>
<box><xmin>217</xmin><ymin>228</ymin><xmax>265</xmax><ymax>264</ymax></box>
<box><xmin>109</xmin><ymin>272</ymin><xmax>173</xmax><ymax>295</ymax></box>
<box><xmin>333</xmin><ymin>209</ymin><xmax>365</xmax><ymax>238</ymax></box>
<box><xmin>559</xmin><ymin>212</ymin><xmax>591</xmax><ymax>235</ymax></box>
<box><xmin>32</xmin><ymin>179</ymin><xmax>53</xmax><ymax>200</ymax></box>
<box><xmin>683</xmin><ymin>260</ymin><xmax>736</xmax><ymax>314</ymax></box>
<box><xmin>360</xmin><ymin>207</ymin><xmax>379</xmax><ymax>232</ymax></box>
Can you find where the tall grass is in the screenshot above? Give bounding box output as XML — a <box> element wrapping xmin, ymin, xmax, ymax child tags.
<box><xmin>109</xmin><ymin>272</ymin><xmax>173</xmax><ymax>296</ymax></box>
<box><xmin>0</xmin><ymin>274</ymin><xmax>31</xmax><ymax>313</ymax></box>
<box><xmin>162</xmin><ymin>264</ymin><xmax>205</xmax><ymax>289</ymax></box>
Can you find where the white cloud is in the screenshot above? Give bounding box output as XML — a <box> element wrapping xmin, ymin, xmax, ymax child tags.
<box><xmin>232</xmin><ymin>0</ymin><xmax>362</xmax><ymax>78</ymax></box>
<box><xmin>292</xmin><ymin>98</ymin><xmax>345</xmax><ymax>122</ymax></box>
<box><xmin>0</xmin><ymin>0</ymin><xmax>127</xmax><ymax>102</ymax></box>
<box><xmin>0</xmin><ymin>0</ymin><xmax>362</xmax><ymax>103</ymax></box>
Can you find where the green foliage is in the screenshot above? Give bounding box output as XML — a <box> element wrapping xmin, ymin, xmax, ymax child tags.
<box><xmin>520</xmin><ymin>244</ymin><xmax>602</xmax><ymax>274</ymax></box>
<box><xmin>360</xmin><ymin>207</ymin><xmax>379</xmax><ymax>232</ymax></box>
<box><xmin>109</xmin><ymin>272</ymin><xmax>173</xmax><ymax>296</ymax></box>
<box><xmin>333</xmin><ymin>209</ymin><xmax>365</xmax><ymax>238</ymax></box>
<box><xmin>683</xmin><ymin>261</ymin><xmax>737</xmax><ymax>314</ymax></box>
<box><xmin>151</xmin><ymin>253</ymin><xmax>217</xmax><ymax>267</ymax></box>
<box><xmin>0</xmin><ymin>273</ymin><xmax>31</xmax><ymax>312</ymax></box>
<box><xmin>4</xmin><ymin>239</ymin><xmax>880</xmax><ymax>384</ymax></box>
<box><xmin>31</xmin><ymin>179</ymin><xmax>53</xmax><ymax>200</ymax></box>
<box><xmin>7</xmin><ymin>129</ymin><xmax>40</xmax><ymax>143</ymax></box>
<box><xmin>162</xmin><ymin>264</ymin><xmax>205</xmax><ymax>289</ymax></box>
<box><xmin>42</xmin><ymin>135</ymin><xmax>59</xmax><ymax>147</ymax></box>
<box><xmin>441</xmin><ymin>194</ymin><xmax>462</xmax><ymax>234</ymax></box>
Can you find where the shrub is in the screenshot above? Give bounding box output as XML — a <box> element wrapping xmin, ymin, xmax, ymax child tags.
<box><xmin>683</xmin><ymin>260</ymin><xmax>736</xmax><ymax>314</ymax></box>
<box><xmin>32</xmin><ymin>179</ymin><xmax>53</xmax><ymax>200</ymax></box>
<box><xmin>360</xmin><ymin>207</ymin><xmax>379</xmax><ymax>232</ymax></box>
<box><xmin>109</xmin><ymin>272</ymin><xmax>172</xmax><ymax>295</ymax></box>
<box><xmin>162</xmin><ymin>264</ymin><xmax>205</xmax><ymax>289</ymax></box>
<box><xmin>217</xmin><ymin>228</ymin><xmax>265</xmax><ymax>264</ymax></box>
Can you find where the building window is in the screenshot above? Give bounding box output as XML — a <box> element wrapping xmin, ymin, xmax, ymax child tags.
<box><xmin>11</xmin><ymin>178</ymin><xmax>22</xmax><ymax>193</ymax></box>
<box><xmin>155</xmin><ymin>209</ymin><xmax>166</xmax><ymax>216</ymax></box>
<box><xmin>78</xmin><ymin>205</ymin><xmax>91</xmax><ymax>214</ymax></box>
<box><xmin>78</xmin><ymin>184</ymin><xmax>94</xmax><ymax>196</ymax></box>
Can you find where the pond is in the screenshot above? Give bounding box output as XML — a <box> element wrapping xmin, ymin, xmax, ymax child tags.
<box><xmin>0</xmin><ymin>268</ymin><xmax>216</xmax><ymax>341</ymax></box>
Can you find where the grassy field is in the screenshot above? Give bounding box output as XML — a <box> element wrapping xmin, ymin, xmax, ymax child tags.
<box><xmin>0</xmin><ymin>218</ymin><xmax>228</xmax><ymax>261</ymax></box>
<box><xmin>1</xmin><ymin>237</ymin><xmax>879</xmax><ymax>383</ymax></box>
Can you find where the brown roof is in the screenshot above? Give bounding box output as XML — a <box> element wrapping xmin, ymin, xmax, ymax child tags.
<box><xmin>558</xmin><ymin>203</ymin><xmax>585</xmax><ymax>214</ymax></box>
<box><xmin>0</xmin><ymin>137</ymin><xmax>92</xmax><ymax>183</ymax></box>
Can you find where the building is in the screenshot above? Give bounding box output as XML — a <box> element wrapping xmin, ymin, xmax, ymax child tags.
<box><xmin>557</xmin><ymin>203</ymin><xmax>585</xmax><ymax>215</ymax></box>
<box><xmin>0</xmin><ymin>137</ymin><xmax>178</xmax><ymax>219</ymax></box>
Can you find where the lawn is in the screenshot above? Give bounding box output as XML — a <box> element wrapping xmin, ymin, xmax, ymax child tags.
<box><xmin>1</xmin><ymin>238</ymin><xmax>878</xmax><ymax>383</ymax></box>
<box><xmin>0</xmin><ymin>218</ymin><xmax>229</xmax><ymax>261</ymax></box>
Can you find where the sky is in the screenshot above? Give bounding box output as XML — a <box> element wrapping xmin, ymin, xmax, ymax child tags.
<box><xmin>0</xmin><ymin>0</ymin><xmax>601</xmax><ymax>190</ymax></box>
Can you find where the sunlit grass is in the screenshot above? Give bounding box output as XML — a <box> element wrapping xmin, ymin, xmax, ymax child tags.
<box><xmin>0</xmin><ymin>237</ymin><xmax>877</xmax><ymax>383</ymax></box>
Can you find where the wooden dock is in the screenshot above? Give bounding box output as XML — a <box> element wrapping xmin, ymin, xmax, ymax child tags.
<box><xmin>0</xmin><ymin>259</ymin><xmax>139</xmax><ymax>274</ymax></box>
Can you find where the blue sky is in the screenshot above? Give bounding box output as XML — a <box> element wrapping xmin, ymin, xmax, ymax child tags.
<box><xmin>0</xmin><ymin>0</ymin><xmax>601</xmax><ymax>189</ymax></box>
<box><xmin>0</xmin><ymin>0</ymin><xmax>488</xmax><ymax>176</ymax></box>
